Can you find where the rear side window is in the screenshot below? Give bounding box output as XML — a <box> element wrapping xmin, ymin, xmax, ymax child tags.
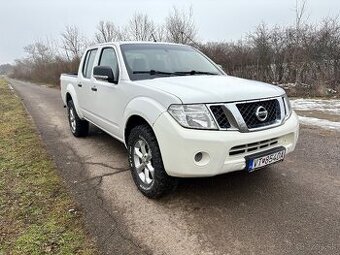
<box><xmin>99</xmin><ymin>47</ymin><xmax>119</xmax><ymax>79</ymax></box>
<box><xmin>82</xmin><ymin>49</ymin><xmax>97</xmax><ymax>78</ymax></box>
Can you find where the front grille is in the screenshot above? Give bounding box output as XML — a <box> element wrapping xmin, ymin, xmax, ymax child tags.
<box><xmin>229</xmin><ymin>138</ymin><xmax>279</xmax><ymax>156</ymax></box>
<box><xmin>237</xmin><ymin>99</ymin><xmax>280</xmax><ymax>129</ymax></box>
<box><xmin>210</xmin><ymin>105</ymin><xmax>230</xmax><ymax>129</ymax></box>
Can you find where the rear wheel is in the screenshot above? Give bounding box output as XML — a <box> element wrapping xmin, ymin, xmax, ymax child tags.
<box><xmin>127</xmin><ymin>124</ymin><xmax>177</xmax><ymax>198</ymax></box>
<box><xmin>67</xmin><ymin>100</ymin><xmax>89</xmax><ymax>137</ymax></box>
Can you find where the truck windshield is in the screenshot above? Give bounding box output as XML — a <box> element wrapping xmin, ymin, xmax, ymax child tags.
<box><xmin>120</xmin><ymin>43</ymin><xmax>223</xmax><ymax>81</ymax></box>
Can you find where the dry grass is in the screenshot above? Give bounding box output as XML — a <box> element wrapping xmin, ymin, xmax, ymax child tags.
<box><xmin>0</xmin><ymin>79</ymin><xmax>97</xmax><ymax>255</ymax></box>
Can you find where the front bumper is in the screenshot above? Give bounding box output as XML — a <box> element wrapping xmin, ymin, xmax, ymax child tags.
<box><xmin>153</xmin><ymin>111</ymin><xmax>299</xmax><ymax>177</ymax></box>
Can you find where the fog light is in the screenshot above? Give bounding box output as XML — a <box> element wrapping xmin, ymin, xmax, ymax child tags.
<box><xmin>194</xmin><ymin>152</ymin><xmax>203</xmax><ymax>162</ymax></box>
<box><xmin>193</xmin><ymin>151</ymin><xmax>210</xmax><ymax>166</ymax></box>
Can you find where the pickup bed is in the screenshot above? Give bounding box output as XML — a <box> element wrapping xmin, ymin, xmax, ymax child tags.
<box><xmin>61</xmin><ymin>42</ymin><xmax>299</xmax><ymax>198</ymax></box>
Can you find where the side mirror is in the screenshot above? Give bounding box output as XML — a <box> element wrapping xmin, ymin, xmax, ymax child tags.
<box><xmin>93</xmin><ymin>66</ymin><xmax>115</xmax><ymax>83</ymax></box>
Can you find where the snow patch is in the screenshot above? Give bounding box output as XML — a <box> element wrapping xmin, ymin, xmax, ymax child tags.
<box><xmin>298</xmin><ymin>116</ymin><xmax>340</xmax><ymax>130</ymax></box>
<box><xmin>291</xmin><ymin>99</ymin><xmax>340</xmax><ymax>115</ymax></box>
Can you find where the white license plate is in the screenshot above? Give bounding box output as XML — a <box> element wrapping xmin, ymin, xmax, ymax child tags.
<box><xmin>248</xmin><ymin>150</ymin><xmax>285</xmax><ymax>172</ymax></box>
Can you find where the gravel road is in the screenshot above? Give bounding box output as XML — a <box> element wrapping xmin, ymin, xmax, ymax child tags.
<box><xmin>8</xmin><ymin>79</ymin><xmax>340</xmax><ymax>255</ymax></box>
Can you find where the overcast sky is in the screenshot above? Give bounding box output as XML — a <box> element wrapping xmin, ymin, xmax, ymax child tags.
<box><xmin>0</xmin><ymin>0</ymin><xmax>339</xmax><ymax>64</ymax></box>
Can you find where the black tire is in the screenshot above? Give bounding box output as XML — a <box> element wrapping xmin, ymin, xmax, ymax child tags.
<box><xmin>127</xmin><ymin>124</ymin><xmax>177</xmax><ymax>198</ymax></box>
<box><xmin>67</xmin><ymin>100</ymin><xmax>89</xmax><ymax>137</ymax></box>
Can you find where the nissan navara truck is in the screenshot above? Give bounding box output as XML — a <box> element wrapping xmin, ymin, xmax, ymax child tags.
<box><xmin>60</xmin><ymin>42</ymin><xmax>299</xmax><ymax>198</ymax></box>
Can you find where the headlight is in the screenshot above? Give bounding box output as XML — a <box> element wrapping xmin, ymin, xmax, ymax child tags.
<box><xmin>168</xmin><ymin>104</ymin><xmax>218</xmax><ymax>130</ymax></box>
<box><xmin>283</xmin><ymin>94</ymin><xmax>292</xmax><ymax>119</ymax></box>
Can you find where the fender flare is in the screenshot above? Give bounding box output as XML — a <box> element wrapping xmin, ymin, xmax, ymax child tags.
<box><xmin>122</xmin><ymin>97</ymin><xmax>167</xmax><ymax>142</ymax></box>
<box><xmin>65</xmin><ymin>84</ymin><xmax>84</xmax><ymax>119</ymax></box>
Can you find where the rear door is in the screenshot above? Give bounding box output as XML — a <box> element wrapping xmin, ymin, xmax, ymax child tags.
<box><xmin>77</xmin><ymin>48</ymin><xmax>98</xmax><ymax>120</ymax></box>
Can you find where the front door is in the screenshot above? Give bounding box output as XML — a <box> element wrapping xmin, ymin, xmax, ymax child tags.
<box><xmin>92</xmin><ymin>46</ymin><xmax>125</xmax><ymax>138</ymax></box>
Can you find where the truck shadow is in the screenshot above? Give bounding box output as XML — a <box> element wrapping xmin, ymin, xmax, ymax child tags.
<box><xmin>87</xmin><ymin>124</ymin><xmax>290</xmax><ymax>204</ymax></box>
<box><xmin>174</xmin><ymin>167</ymin><xmax>283</xmax><ymax>201</ymax></box>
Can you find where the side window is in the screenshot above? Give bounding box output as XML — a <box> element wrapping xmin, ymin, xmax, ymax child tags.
<box><xmin>82</xmin><ymin>49</ymin><xmax>97</xmax><ymax>78</ymax></box>
<box><xmin>82</xmin><ymin>51</ymin><xmax>90</xmax><ymax>77</ymax></box>
<box><xmin>99</xmin><ymin>48</ymin><xmax>119</xmax><ymax>79</ymax></box>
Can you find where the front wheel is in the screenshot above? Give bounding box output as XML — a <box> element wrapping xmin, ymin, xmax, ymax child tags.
<box><xmin>127</xmin><ymin>125</ymin><xmax>177</xmax><ymax>198</ymax></box>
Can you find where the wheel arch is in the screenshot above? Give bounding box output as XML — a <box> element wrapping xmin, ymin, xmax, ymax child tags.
<box><xmin>65</xmin><ymin>84</ymin><xmax>84</xmax><ymax>119</ymax></box>
<box><xmin>123</xmin><ymin>97</ymin><xmax>167</xmax><ymax>146</ymax></box>
<box><xmin>66</xmin><ymin>92</ymin><xmax>72</xmax><ymax>103</ymax></box>
<box><xmin>124</xmin><ymin>115</ymin><xmax>154</xmax><ymax>146</ymax></box>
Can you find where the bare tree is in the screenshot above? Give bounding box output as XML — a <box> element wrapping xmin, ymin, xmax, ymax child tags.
<box><xmin>295</xmin><ymin>0</ymin><xmax>308</xmax><ymax>29</ymax></box>
<box><xmin>315</xmin><ymin>17</ymin><xmax>340</xmax><ymax>86</ymax></box>
<box><xmin>291</xmin><ymin>0</ymin><xmax>309</xmax><ymax>84</ymax></box>
<box><xmin>127</xmin><ymin>12</ymin><xmax>155</xmax><ymax>41</ymax></box>
<box><xmin>95</xmin><ymin>21</ymin><xmax>123</xmax><ymax>43</ymax></box>
<box><xmin>153</xmin><ymin>24</ymin><xmax>167</xmax><ymax>42</ymax></box>
<box><xmin>269</xmin><ymin>26</ymin><xmax>287</xmax><ymax>82</ymax></box>
<box><xmin>24</xmin><ymin>41</ymin><xmax>54</xmax><ymax>64</ymax></box>
<box><xmin>249</xmin><ymin>23</ymin><xmax>272</xmax><ymax>81</ymax></box>
<box><xmin>165</xmin><ymin>6</ymin><xmax>197</xmax><ymax>44</ymax></box>
<box><xmin>0</xmin><ymin>64</ymin><xmax>12</xmax><ymax>75</ymax></box>
<box><xmin>61</xmin><ymin>25</ymin><xmax>87</xmax><ymax>61</ymax></box>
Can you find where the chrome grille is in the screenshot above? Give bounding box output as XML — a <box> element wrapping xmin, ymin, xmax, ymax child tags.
<box><xmin>236</xmin><ymin>99</ymin><xmax>280</xmax><ymax>129</ymax></box>
<box><xmin>208</xmin><ymin>97</ymin><xmax>284</xmax><ymax>132</ymax></box>
<box><xmin>229</xmin><ymin>138</ymin><xmax>279</xmax><ymax>156</ymax></box>
<box><xmin>210</xmin><ymin>105</ymin><xmax>230</xmax><ymax>129</ymax></box>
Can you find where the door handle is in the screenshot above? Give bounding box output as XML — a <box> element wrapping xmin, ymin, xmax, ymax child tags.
<box><xmin>78</xmin><ymin>83</ymin><xmax>82</xmax><ymax>87</ymax></box>
<box><xmin>91</xmin><ymin>87</ymin><xmax>97</xmax><ymax>92</ymax></box>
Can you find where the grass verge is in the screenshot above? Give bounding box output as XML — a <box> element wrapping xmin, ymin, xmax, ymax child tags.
<box><xmin>0</xmin><ymin>79</ymin><xmax>97</xmax><ymax>254</ymax></box>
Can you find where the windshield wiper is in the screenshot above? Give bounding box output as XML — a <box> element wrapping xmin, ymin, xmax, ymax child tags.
<box><xmin>132</xmin><ymin>70</ymin><xmax>219</xmax><ymax>77</ymax></box>
<box><xmin>174</xmin><ymin>70</ymin><xmax>219</xmax><ymax>76</ymax></box>
<box><xmin>133</xmin><ymin>70</ymin><xmax>175</xmax><ymax>76</ymax></box>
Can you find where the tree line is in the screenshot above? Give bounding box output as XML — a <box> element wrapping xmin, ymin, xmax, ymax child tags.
<box><xmin>7</xmin><ymin>3</ymin><xmax>340</xmax><ymax>97</ymax></box>
<box><xmin>10</xmin><ymin>7</ymin><xmax>197</xmax><ymax>85</ymax></box>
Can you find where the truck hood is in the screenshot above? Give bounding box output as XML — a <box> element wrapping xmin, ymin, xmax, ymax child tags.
<box><xmin>135</xmin><ymin>75</ymin><xmax>285</xmax><ymax>104</ymax></box>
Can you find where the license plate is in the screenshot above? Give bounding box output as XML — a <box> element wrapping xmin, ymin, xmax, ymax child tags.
<box><xmin>247</xmin><ymin>149</ymin><xmax>285</xmax><ymax>172</ymax></box>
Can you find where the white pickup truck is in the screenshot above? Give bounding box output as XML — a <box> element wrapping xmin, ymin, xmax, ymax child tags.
<box><xmin>60</xmin><ymin>42</ymin><xmax>299</xmax><ymax>198</ymax></box>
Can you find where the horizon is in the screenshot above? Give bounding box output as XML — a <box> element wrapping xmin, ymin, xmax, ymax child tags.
<box><xmin>0</xmin><ymin>0</ymin><xmax>339</xmax><ymax>65</ymax></box>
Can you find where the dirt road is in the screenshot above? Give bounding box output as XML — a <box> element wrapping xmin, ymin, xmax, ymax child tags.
<box><xmin>8</xmin><ymin>79</ymin><xmax>340</xmax><ymax>255</ymax></box>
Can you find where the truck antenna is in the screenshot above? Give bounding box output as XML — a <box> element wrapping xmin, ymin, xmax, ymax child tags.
<box><xmin>151</xmin><ymin>33</ymin><xmax>157</xmax><ymax>42</ymax></box>
<box><xmin>181</xmin><ymin>31</ymin><xmax>200</xmax><ymax>48</ymax></box>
